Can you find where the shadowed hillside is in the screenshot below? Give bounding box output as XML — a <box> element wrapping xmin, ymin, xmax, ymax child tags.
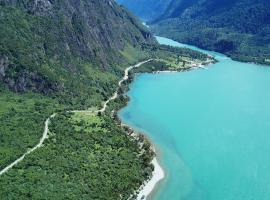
<box><xmin>151</xmin><ymin>0</ymin><xmax>270</xmax><ymax>64</ymax></box>
<box><xmin>117</xmin><ymin>0</ymin><xmax>270</xmax><ymax>64</ymax></box>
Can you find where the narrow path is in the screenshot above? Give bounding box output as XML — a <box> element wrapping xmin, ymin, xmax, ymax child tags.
<box><xmin>0</xmin><ymin>113</ymin><xmax>56</xmax><ymax>175</ymax></box>
<box><xmin>98</xmin><ymin>59</ymin><xmax>152</xmax><ymax>113</ymax></box>
<box><xmin>0</xmin><ymin>60</ymin><xmax>152</xmax><ymax>176</ymax></box>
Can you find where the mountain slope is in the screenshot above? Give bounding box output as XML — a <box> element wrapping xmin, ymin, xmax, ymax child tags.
<box><xmin>151</xmin><ymin>0</ymin><xmax>270</xmax><ymax>64</ymax></box>
<box><xmin>0</xmin><ymin>1</ymin><xmax>214</xmax><ymax>199</ymax></box>
<box><xmin>0</xmin><ymin>0</ymin><xmax>154</xmax><ymax>104</ymax></box>
<box><xmin>117</xmin><ymin>0</ymin><xmax>172</xmax><ymax>21</ymax></box>
<box><xmin>0</xmin><ymin>1</ymin><xmax>157</xmax><ymax>199</ymax></box>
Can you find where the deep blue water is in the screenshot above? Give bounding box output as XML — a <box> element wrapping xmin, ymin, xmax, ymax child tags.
<box><xmin>119</xmin><ymin>36</ymin><xmax>270</xmax><ymax>200</ymax></box>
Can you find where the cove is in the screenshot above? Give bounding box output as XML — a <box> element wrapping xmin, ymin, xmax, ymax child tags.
<box><xmin>118</xmin><ymin>36</ymin><xmax>270</xmax><ymax>200</ymax></box>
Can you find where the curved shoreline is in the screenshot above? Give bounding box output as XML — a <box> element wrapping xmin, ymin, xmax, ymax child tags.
<box><xmin>98</xmin><ymin>59</ymin><xmax>167</xmax><ymax>198</ymax></box>
<box><xmin>0</xmin><ymin>57</ymin><xmax>212</xmax><ymax>198</ymax></box>
<box><xmin>122</xmin><ymin>59</ymin><xmax>215</xmax><ymax>200</ymax></box>
<box><xmin>0</xmin><ymin>60</ymin><xmax>154</xmax><ymax>176</ymax></box>
<box><xmin>136</xmin><ymin>157</ymin><xmax>165</xmax><ymax>200</ymax></box>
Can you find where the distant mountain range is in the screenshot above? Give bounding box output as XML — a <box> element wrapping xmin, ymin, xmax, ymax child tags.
<box><xmin>117</xmin><ymin>0</ymin><xmax>172</xmax><ymax>21</ymax></box>
<box><xmin>118</xmin><ymin>0</ymin><xmax>270</xmax><ymax>64</ymax></box>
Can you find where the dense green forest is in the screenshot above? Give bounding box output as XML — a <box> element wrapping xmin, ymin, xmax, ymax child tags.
<box><xmin>0</xmin><ymin>1</ymin><xmax>212</xmax><ymax>199</ymax></box>
<box><xmin>0</xmin><ymin>86</ymin><xmax>61</xmax><ymax>169</ymax></box>
<box><xmin>0</xmin><ymin>112</ymin><xmax>154</xmax><ymax>199</ymax></box>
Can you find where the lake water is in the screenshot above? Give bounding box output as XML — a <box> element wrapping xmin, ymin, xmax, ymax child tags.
<box><xmin>119</xmin><ymin>36</ymin><xmax>270</xmax><ymax>200</ymax></box>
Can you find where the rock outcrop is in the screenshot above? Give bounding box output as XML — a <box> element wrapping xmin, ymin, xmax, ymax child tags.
<box><xmin>0</xmin><ymin>0</ymin><xmax>155</xmax><ymax>93</ymax></box>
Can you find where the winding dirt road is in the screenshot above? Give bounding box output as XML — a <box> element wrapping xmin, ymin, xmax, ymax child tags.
<box><xmin>0</xmin><ymin>60</ymin><xmax>152</xmax><ymax>176</ymax></box>
<box><xmin>99</xmin><ymin>59</ymin><xmax>152</xmax><ymax>113</ymax></box>
<box><xmin>0</xmin><ymin>113</ymin><xmax>56</xmax><ymax>175</ymax></box>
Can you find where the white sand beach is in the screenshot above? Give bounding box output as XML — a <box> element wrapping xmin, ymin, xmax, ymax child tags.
<box><xmin>136</xmin><ymin>158</ymin><xmax>165</xmax><ymax>200</ymax></box>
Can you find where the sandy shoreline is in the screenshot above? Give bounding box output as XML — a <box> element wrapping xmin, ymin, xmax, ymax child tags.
<box><xmin>136</xmin><ymin>157</ymin><xmax>165</xmax><ymax>200</ymax></box>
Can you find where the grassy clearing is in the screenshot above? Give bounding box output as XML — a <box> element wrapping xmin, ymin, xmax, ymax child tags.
<box><xmin>71</xmin><ymin>112</ymin><xmax>105</xmax><ymax>133</ymax></box>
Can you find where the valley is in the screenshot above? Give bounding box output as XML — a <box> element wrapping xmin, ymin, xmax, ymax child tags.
<box><xmin>0</xmin><ymin>1</ymin><xmax>212</xmax><ymax>199</ymax></box>
<box><xmin>1</xmin><ymin>0</ymin><xmax>270</xmax><ymax>199</ymax></box>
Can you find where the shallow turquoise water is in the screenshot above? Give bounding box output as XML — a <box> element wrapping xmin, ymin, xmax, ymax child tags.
<box><xmin>119</xmin><ymin>36</ymin><xmax>270</xmax><ymax>200</ymax></box>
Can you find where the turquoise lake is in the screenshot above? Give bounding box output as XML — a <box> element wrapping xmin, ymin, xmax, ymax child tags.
<box><xmin>119</xmin><ymin>36</ymin><xmax>270</xmax><ymax>200</ymax></box>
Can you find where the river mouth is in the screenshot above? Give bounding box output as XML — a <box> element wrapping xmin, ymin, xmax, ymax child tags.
<box><xmin>119</xmin><ymin>36</ymin><xmax>270</xmax><ymax>200</ymax></box>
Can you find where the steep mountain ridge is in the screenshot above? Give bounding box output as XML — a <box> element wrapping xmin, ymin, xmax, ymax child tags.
<box><xmin>0</xmin><ymin>0</ymin><xmax>154</xmax><ymax>98</ymax></box>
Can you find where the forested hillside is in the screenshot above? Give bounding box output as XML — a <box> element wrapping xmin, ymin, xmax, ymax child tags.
<box><xmin>0</xmin><ymin>0</ymin><xmax>212</xmax><ymax>199</ymax></box>
<box><xmin>0</xmin><ymin>0</ymin><xmax>155</xmax><ymax>199</ymax></box>
<box><xmin>0</xmin><ymin>0</ymin><xmax>154</xmax><ymax>106</ymax></box>
<box><xmin>151</xmin><ymin>0</ymin><xmax>270</xmax><ymax>64</ymax></box>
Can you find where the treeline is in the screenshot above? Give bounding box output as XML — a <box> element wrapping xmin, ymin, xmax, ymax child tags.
<box><xmin>141</xmin><ymin>43</ymin><xmax>210</xmax><ymax>61</ymax></box>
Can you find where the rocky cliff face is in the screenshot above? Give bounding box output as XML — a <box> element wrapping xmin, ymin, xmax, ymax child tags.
<box><xmin>0</xmin><ymin>0</ymin><xmax>154</xmax><ymax>93</ymax></box>
<box><xmin>2</xmin><ymin>0</ymin><xmax>53</xmax><ymax>15</ymax></box>
<box><xmin>2</xmin><ymin>0</ymin><xmax>153</xmax><ymax>61</ymax></box>
<box><xmin>0</xmin><ymin>56</ymin><xmax>9</xmax><ymax>78</ymax></box>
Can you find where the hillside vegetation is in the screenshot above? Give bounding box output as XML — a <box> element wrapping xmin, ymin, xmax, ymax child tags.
<box><xmin>0</xmin><ymin>0</ymin><xmax>154</xmax><ymax>108</ymax></box>
<box><xmin>0</xmin><ymin>0</ymin><xmax>155</xmax><ymax>199</ymax></box>
<box><xmin>0</xmin><ymin>112</ymin><xmax>154</xmax><ymax>199</ymax></box>
<box><xmin>0</xmin><ymin>0</ymin><xmax>212</xmax><ymax>199</ymax></box>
